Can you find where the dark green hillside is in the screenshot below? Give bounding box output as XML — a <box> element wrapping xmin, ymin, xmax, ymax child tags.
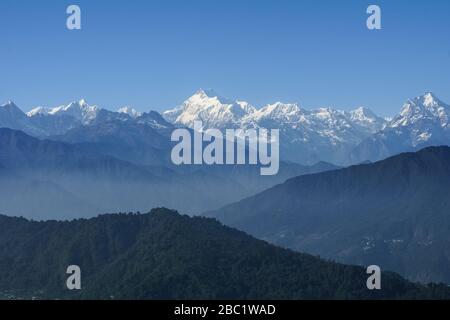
<box><xmin>0</xmin><ymin>208</ymin><xmax>449</xmax><ymax>299</ymax></box>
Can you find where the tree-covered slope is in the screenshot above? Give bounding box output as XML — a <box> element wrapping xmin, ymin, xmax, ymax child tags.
<box><xmin>209</xmin><ymin>146</ymin><xmax>450</xmax><ymax>284</ymax></box>
<box><xmin>0</xmin><ymin>208</ymin><xmax>449</xmax><ymax>299</ymax></box>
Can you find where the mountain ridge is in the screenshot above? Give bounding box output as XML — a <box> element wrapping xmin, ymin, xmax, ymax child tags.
<box><xmin>2</xmin><ymin>90</ymin><xmax>450</xmax><ymax>166</ymax></box>
<box><xmin>1</xmin><ymin>207</ymin><xmax>449</xmax><ymax>299</ymax></box>
<box><xmin>0</xmin><ymin>127</ymin><xmax>336</xmax><ymax>218</ymax></box>
<box><xmin>208</xmin><ymin>146</ymin><xmax>450</xmax><ymax>283</ymax></box>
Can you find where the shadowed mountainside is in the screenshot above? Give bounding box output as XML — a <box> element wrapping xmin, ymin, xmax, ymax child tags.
<box><xmin>209</xmin><ymin>146</ymin><xmax>450</xmax><ymax>283</ymax></box>
<box><xmin>0</xmin><ymin>208</ymin><xmax>449</xmax><ymax>300</ymax></box>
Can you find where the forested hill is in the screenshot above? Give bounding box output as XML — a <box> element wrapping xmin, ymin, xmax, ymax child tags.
<box><xmin>0</xmin><ymin>208</ymin><xmax>449</xmax><ymax>299</ymax></box>
<box><xmin>209</xmin><ymin>146</ymin><xmax>450</xmax><ymax>283</ymax></box>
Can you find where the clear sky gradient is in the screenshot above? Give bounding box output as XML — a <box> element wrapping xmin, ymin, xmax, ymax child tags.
<box><xmin>1</xmin><ymin>0</ymin><xmax>449</xmax><ymax>116</ymax></box>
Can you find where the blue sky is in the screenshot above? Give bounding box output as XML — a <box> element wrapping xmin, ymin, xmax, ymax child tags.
<box><xmin>0</xmin><ymin>0</ymin><xmax>449</xmax><ymax>116</ymax></box>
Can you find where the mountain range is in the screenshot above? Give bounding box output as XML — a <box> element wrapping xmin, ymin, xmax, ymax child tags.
<box><xmin>1</xmin><ymin>90</ymin><xmax>450</xmax><ymax>220</ymax></box>
<box><xmin>164</xmin><ymin>90</ymin><xmax>450</xmax><ymax>165</ymax></box>
<box><xmin>209</xmin><ymin>146</ymin><xmax>450</xmax><ymax>283</ymax></box>
<box><xmin>1</xmin><ymin>208</ymin><xmax>449</xmax><ymax>300</ymax></box>
<box><xmin>163</xmin><ymin>89</ymin><xmax>387</xmax><ymax>165</ymax></box>
<box><xmin>2</xmin><ymin>91</ymin><xmax>450</xmax><ymax>296</ymax></box>
<box><xmin>0</xmin><ymin>127</ymin><xmax>336</xmax><ymax>219</ymax></box>
<box><xmin>3</xmin><ymin>90</ymin><xmax>450</xmax><ymax>166</ymax></box>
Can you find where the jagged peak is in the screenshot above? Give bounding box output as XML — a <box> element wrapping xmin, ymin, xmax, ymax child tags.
<box><xmin>349</xmin><ymin>106</ymin><xmax>379</xmax><ymax>119</ymax></box>
<box><xmin>1</xmin><ymin>100</ymin><xmax>18</xmax><ymax>108</ymax></box>
<box><xmin>408</xmin><ymin>92</ymin><xmax>446</xmax><ymax>108</ymax></box>
<box><xmin>0</xmin><ymin>100</ymin><xmax>26</xmax><ymax>116</ymax></box>
<box><xmin>389</xmin><ymin>92</ymin><xmax>450</xmax><ymax>128</ymax></box>
<box><xmin>195</xmin><ymin>88</ymin><xmax>220</xmax><ymax>97</ymax></box>
<box><xmin>352</xmin><ymin>106</ymin><xmax>373</xmax><ymax>113</ymax></box>
<box><xmin>67</xmin><ymin>99</ymin><xmax>91</xmax><ymax>108</ymax></box>
<box><xmin>188</xmin><ymin>88</ymin><xmax>234</xmax><ymax>105</ymax></box>
<box><xmin>26</xmin><ymin>106</ymin><xmax>49</xmax><ymax>117</ymax></box>
<box><xmin>118</xmin><ymin>106</ymin><xmax>142</xmax><ymax>118</ymax></box>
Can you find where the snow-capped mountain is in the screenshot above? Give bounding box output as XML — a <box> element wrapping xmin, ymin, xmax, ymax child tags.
<box><xmin>163</xmin><ymin>89</ymin><xmax>386</xmax><ymax>164</ymax></box>
<box><xmin>118</xmin><ymin>106</ymin><xmax>142</xmax><ymax>118</ymax></box>
<box><xmin>390</xmin><ymin>92</ymin><xmax>449</xmax><ymax>131</ymax></box>
<box><xmin>1</xmin><ymin>99</ymin><xmax>171</xmax><ymax>137</ymax></box>
<box><xmin>50</xmin><ymin>99</ymin><xmax>100</xmax><ymax>124</ymax></box>
<box><xmin>23</xmin><ymin>99</ymin><xmax>101</xmax><ymax>136</ymax></box>
<box><xmin>1</xmin><ymin>101</ymin><xmax>27</xmax><ymax>126</ymax></box>
<box><xmin>26</xmin><ymin>106</ymin><xmax>48</xmax><ymax>117</ymax></box>
<box><xmin>137</xmin><ymin>111</ymin><xmax>173</xmax><ymax>131</ymax></box>
<box><xmin>0</xmin><ymin>100</ymin><xmax>45</xmax><ymax>136</ymax></box>
<box><xmin>348</xmin><ymin>107</ymin><xmax>387</xmax><ymax>133</ymax></box>
<box><xmin>28</xmin><ymin>99</ymin><xmax>100</xmax><ymax>125</ymax></box>
<box><xmin>2</xmin><ymin>90</ymin><xmax>449</xmax><ymax>166</ymax></box>
<box><xmin>163</xmin><ymin>89</ymin><xmax>257</xmax><ymax>129</ymax></box>
<box><xmin>350</xmin><ymin>92</ymin><xmax>450</xmax><ymax>163</ymax></box>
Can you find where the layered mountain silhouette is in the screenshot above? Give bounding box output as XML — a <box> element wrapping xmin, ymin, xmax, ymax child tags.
<box><xmin>1</xmin><ymin>208</ymin><xmax>449</xmax><ymax>299</ymax></box>
<box><xmin>0</xmin><ymin>128</ymin><xmax>166</xmax><ymax>219</ymax></box>
<box><xmin>0</xmin><ymin>128</ymin><xmax>333</xmax><ymax>219</ymax></box>
<box><xmin>49</xmin><ymin>115</ymin><xmax>173</xmax><ymax>166</ymax></box>
<box><xmin>209</xmin><ymin>146</ymin><xmax>450</xmax><ymax>283</ymax></box>
<box><xmin>2</xmin><ymin>91</ymin><xmax>450</xmax><ymax>291</ymax></box>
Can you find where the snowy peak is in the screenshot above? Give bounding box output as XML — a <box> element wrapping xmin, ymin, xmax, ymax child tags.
<box><xmin>164</xmin><ymin>89</ymin><xmax>255</xmax><ymax>128</ymax></box>
<box><xmin>0</xmin><ymin>100</ymin><xmax>26</xmax><ymax>118</ymax></box>
<box><xmin>1</xmin><ymin>100</ymin><xmax>17</xmax><ymax>108</ymax></box>
<box><xmin>1</xmin><ymin>100</ymin><xmax>20</xmax><ymax>111</ymax></box>
<box><xmin>118</xmin><ymin>106</ymin><xmax>142</xmax><ymax>118</ymax></box>
<box><xmin>185</xmin><ymin>88</ymin><xmax>235</xmax><ymax>107</ymax></box>
<box><xmin>137</xmin><ymin>111</ymin><xmax>172</xmax><ymax>129</ymax></box>
<box><xmin>2</xmin><ymin>98</ymin><xmax>169</xmax><ymax>137</ymax></box>
<box><xmin>161</xmin><ymin>90</ymin><xmax>391</xmax><ymax>165</ymax></box>
<box><xmin>249</xmin><ymin>102</ymin><xmax>304</xmax><ymax>123</ymax></box>
<box><xmin>347</xmin><ymin>107</ymin><xmax>386</xmax><ymax>132</ymax></box>
<box><xmin>0</xmin><ymin>101</ymin><xmax>33</xmax><ymax>133</ymax></box>
<box><xmin>49</xmin><ymin>99</ymin><xmax>94</xmax><ymax>113</ymax></box>
<box><xmin>26</xmin><ymin>106</ymin><xmax>50</xmax><ymax>117</ymax></box>
<box><xmin>162</xmin><ymin>105</ymin><xmax>183</xmax><ymax>124</ymax></box>
<box><xmin>422</xmin><ymin>92</ymin><xmax>445</xmax><ymax>108</ymax></box>
<box><xmin>30</xmin><ymin>99</ymin><xmax>100</xmax><ymax>124</ymax></box>
<box><xmin>349</xmin><ymin>107</ymin><xmax>378</xmax><ymax>122</ymax></box>
<box><xmin>351</xmin><ymin>93</ymin><xmax>450</xmax><ymax>163</ymax></box>
<box><xmin>390</xmin><ymin>92</ymin><xmax>450</xmax><ymax>128</ymax></box>
<box><xmin>310</xmin><ymin>107</ymin><xmax>341</xmax><ymax>119</ymax></box>
<box><xmin>407</xmin><ymin>92</ymin><xmax>445</xmax><ymax>111</ymax></box>
<box><xmin>236</xmin><ymin>101</ymin><xmax>257</xmax><ymax>114</ymax></box>
<box><xmin>162</xmin><ymin>90</ymin><xmax>389</xmax><ymax>145</ymax></box>
<box><xmin>163</xmin><ymin>89</ymin><xmax>389</xmax><ymax>133</ymax></box>
<box><xmin>193</xmin><ymin>88</ymin><xmax>232</xmax><ymax>104</ymax></box>
<box><xmin>262</xmin><ymin>102</ymin><xmax>302</xmax><ymax>115</ymax></box>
